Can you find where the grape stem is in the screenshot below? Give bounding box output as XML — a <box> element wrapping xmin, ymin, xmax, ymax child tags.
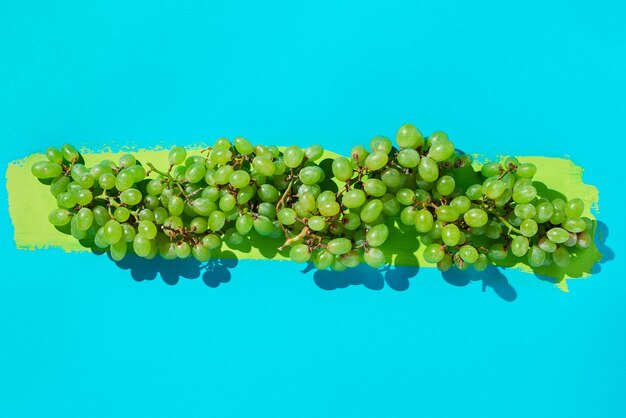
<box><xmin>275</xmin><ymin>180</ymin><xmax>293</xmax><ymax>212</ymax></box>
<box><xmin>279</xmin><ymin>226</ymin><xmax>310</xmax><ymax>250</ymax></box>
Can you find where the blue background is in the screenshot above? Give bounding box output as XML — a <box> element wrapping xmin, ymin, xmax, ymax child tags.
<box><xmin>1</xmin><ymin>1</ymin><xmax>624</xmax><ymax>417</ymax></box>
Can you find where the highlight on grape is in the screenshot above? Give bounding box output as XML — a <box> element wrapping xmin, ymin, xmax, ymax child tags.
<box><xmin>31</xmin><ymin>124</ymin><xmax>596</xmax><ymax>273</ymax></box>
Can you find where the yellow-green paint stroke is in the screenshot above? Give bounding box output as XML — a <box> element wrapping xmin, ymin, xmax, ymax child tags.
<box><xmin>6</xmin><ymin>146</ymin><xmax>602</xmax><ymax>292</ymax></box>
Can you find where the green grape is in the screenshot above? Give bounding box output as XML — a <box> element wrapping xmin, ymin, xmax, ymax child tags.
<box><xmin>450</xmin><ymin>196</ymin><xmax>471</xmax><ymax>214</ymax></box>
<box><xmin>159</xmin><ymin>241</ymin><xmax>177</xmax><ymax>260</ymax></box>
<box><xmin>564</xmin><ymin>198</ymin><xmax>584</xmax><ymax>218</ymax></box>
<box><xmin>48</xmin><ymin>208</ymin><xmax>72</xmax><ymax>226</ymax></box>
<box><xmin>370</xmin><ymin>136</ymin><xmax>393</xmax><ymax>154</ymax></box>
<box><xmin>360</xmin><ymin>199</ymin><xmax>383</xmax><ymax>223</ymax></box>
<box><xmin>576</xmin><ymin>231</ymin><xmax>592</xmax><ymax>249</ymax></box>
<box><xmin>92</xmin><ymin>206</ymin><xmax>110</xmax><ymax>226</ymax></box>
<box><xmin>91</xmin><ymin>228</ymin><xmax>109</xmax><ymax>250</ymax></box>
<box><xmin>74</xmin><ymin>207</ymin><xmax>93</xmax><ymax>230</ymax></box>
<box><xmin>465</xmin><ymin>184</ymin><xmax>483</xmax><ymax>200</ymax></box>
<box><xmin>331</xmin><ymin>156</ymin><xmax>354</xmax><ymax>181</ymax></box>
<box><xmin>366</xmin><ymin>224</ymin><xmax>389</xmax><ymax>247</ymax></box>
<box><xmin>31</xmin><ymin>161</ymin><xmax>63</xmax><ymax>179</ymax></box>
<box><xmin>427</xmin><ymin>131</ymin><xmax>448</xmax><ymax>145</ymax></box>
<box><xmin>173</xmin><ymin>242</ymin><xmax>191</xmax><ymax>258</ymax></box>
<box><xmin>308</xmin><ymin>216</ymin><xmax>327</xmax><ymax>231</ymax></box>
<box><xmin>397</xmin><ymin>149</ymin><xmax>420</xmax><ymax>168</ymax></box>
<box><xmin>342</xmin><ymin>213</ymin><xmax>361</xmax><ymax>230</ymax></box>
<box><xmin>237</xmin><ymin>185</ymin><xmax>256</xmax><ymax>204</ymax></box>
<box><xmin>46</xmin><ymin>147</ymin><xmax>63</xmax><ymax>164</ymax></box>
<box><xmin>215</xmin><ymin>165</ymin><xmax>234</xmax><ymax>185</ymax></box>
<box><xmin>537</xmin><ymin>237</ymin><xmax>557</xmax><ymax>253</ymax></box>
<box><xmin>516</xmin><ymin>163</ymin><xmax>537</xmax><ymax>178</ymax></box>
<box><xmin>319</xmin><ymin>201</ymin><xmax>341</xmax><ymax>217</ymax></box>
<box><xmin>209</xmin><ymin>148</ymin><xmax>233</xmax><ymax>165</ymax></box>
<box><xmin>224</xmin><ymin>228</ymin><xmax>245</xmax><ymax>246</ymax></box>
<box><xmin>137</xmin><ymin>208</ymin><xmax>154</xmax><ymax>222</ymax></box>
<box><xmin>473</xmin><ymin>254</ymin><xmax>489</xmax><ymax>271</ymax></box>
<box><xmin>57</xmin><ymin>192</ymin><xmax>77</xmax><ymax>209</ymax></box>
<box><xmin>364</xmin><ymin>150</ymin><xmax>388</xmax><ymax>171</ymax></box>
<box><xmin>74</xmin><ymin>189</ymin><xmax>93</xmax><ymax>206</ymax></box>
<box><xmin>564</xmin><ymin>232</ymin><xmax>578</xmax><ymax>247</ymax></box>
<box><xmin>315</xmin><ymin>250</ymin><xmax>334</xmax><ymax>270</ymax></box>
<box><xmin>458</xmin><ymin>245</ymin><xmax>479</xmax><ymax>263</ymax></box>
<box><xmin>153</xmin><ymin>207</ymin><xmax>168</xmax><ymax>225</ymax></box>
<box><xmin>415</xmin><ymin>209</ymin><xmax>434</xmax><ymax>233</ymax></box>
<box><xmin>168</xmin><ymin>146</ymin><xmax>187</xmax><ymax>165</ymax></box>
<box><xmin>400</xmin><ymin>206</ymin><xmax>418</xmax><ymax>226</ymax></box>
<box><xmin>396</xmin><ymin>188</ymin><xmax>415</xmax><ymax>206</ymax></box>
<box><xmin>61</xmin><ymin>144</ymin><xmax>80</xmax><ymax>162</ymax></box>
<box><xmin>550</xmin><ymin>209</ymin><xmax>566</xmax><ymax>225</ymax></box>
<box><xmin>364</xmin><ymin>248</ymin><xmax>386</xmax><ymax>268</ymax></box>
<box><xmin>512</xmin><ymin>185</ymin><xmax>537</xmax><ymax>204</ymax></box>
<box><xmin>511</xmin><ymin>235</ymin><xmax>530</xmax><ymax>257</ymax></box>
<box><xmin>115</xmin><ymin>170</ymin><xmax>134</xmax><ymax>191</ymax></box>
<box><xmin>49</xmin><ymin>175</ymin><xmax>70</xmax><ymax>196</ymax></box>
<box><xmin>493</xmin><ymin>189</ymin><xmax>513</xmax><ymax>207</ymax></box>
<box><xmin>298</xmin><ymin>166</ymin><xmax>323</xmax><ymax>185</ymax></box>
<box><xmin>342</xmin><ymin>189</ymin><xmax>366</xmax><ymax>208</ymax></box>
<box><xmin>464</xmin><ymin>208</ymin><xmax>488</xmax><ymax>228</ymax></box>
<box><xmin>381</xmin><ymin>194</ymin><xmax>401</xmax><ymax>216</ymax></box>
<box><xmin>553</xmin><ymin>246</ymin><xmax>570</xmax><ymax>267</ymax></box>
<box><xmin>168</xmin><ymin>196</ymin><xmax>184</xmax><ymax>216</ymax></box>
<box><xmin>138</xmin><ymin>220</ymin><xmax>157</xmax><ymax>239</ymax></box>
<box><xmin>485</xmin><ymin>221</ymin><xmax>503</xmax><ymax>239</ymax></box>
<box><xmin>103</xmin><ymin>220</ymin><xmax>123</xmax><ymax>244</ymax></box>
<box><xmin>500</xmin><ymin>172</ymin><xmax>516</xmax><ymax>189</ymax></box>
<box><xmin>481</xmin><ymin>162</ymin><xmax>501</xmax><ymax>178</ymax></box>
<box><xmin>117</xmin><ymin>153</ymin><xmax>136</xmax><ymax>169</ymax></box>
<box><xmin>547</xmin><ymin>227</ymin><xmax>569</xmax><ymax>243</ymax></box>
<box><xmin>562</xmin><ymin>217</ymin><xmax>586</xmax><ymax>233</ymax></box>
<box><xmin>289</xmin><ymin>244</ymin><xmax>311</xmax><ymax>263</ymax></box>
<box><xmin>184</xmin><ymin>163</ymin><xmax>206</xmax><ymax>184</ymax></box>
<box><xmin>428</xmin><ymin>139</ymin><xmax>454</xmax><ymax>162</ymax></box>
<box><xmin>436</xmin><ymin>175</ymin><xmax>455</xmax><ymax>196</ymax></box>
<box><xmin>253</xmin><ymin>215</ymin><xmax>273</xmax><ymax>236</ymax></box>
<box><xmin>437</xmin><ymin>254</ymin><xmax>453</xmax><ymax>272</ymax></box>
<box><xmin>75</xmin><ymin>173</ymin><xmax>95</xmax><ymax>189</ymax></box>
<box><xmin>435</xmin><ymin>205</ymin><xmax>459</xmax><ymax>222</ymax></box>
<box><xmin>316</xmin><ymin>190</ymin><xmax>336</xmax><ymax>205</ymax></box>
<box><xmin>191</xmin><ymin>244</ymin><xmax>212</xmax><ymax>262</ymax></box>
<box><xmin>483</xmin><ymin>179</ymin><xmax>505</xmax><ymax>199</ymax></box>
<box><xmin>526</xmin><ymin>245</ymin><xmax>545</xmax><ymax>267</ymax></box>
<box><xmin>396</xmin><ymin>123</ymin><xmax>424</xmax><ymax>149</ymax></box>
<box><xmin>98</xmin><ymin>172</ymin><xmax>115</xmax><ymax>190</ymax></box>
<box><xmin>114</xmin><ymin>207</ymin><xmax>130</xmax><ymax>222</ymax></box>
<box><xmin>228</xmin><ymin>170</ymin><xmax>250</xmax><ymax>189</ymax></box>
<box><xmin>233</xmin><ymin>137</ymin><xmax>254</xmax><ymax>155</ymax></box>
<box><xmin>110</xmin><ymin>240</ymin><xmax>127</xmax><ymax>261</ymax></box>
<box><xmin>350</xmin><ymin>145</ymin><xmax>369</xmax><ymax>167</ymax></box>
<box><xmin>208</xmin><ymin>211</ymin><xmax>226</xmax><ymax>231</ymax></box>
<box><xmin>441</xmin><ymin>224</ymin><xmax>461</xmax><ymax>246</ymax></box>
<box><xmin>330</xmin><ymin>258</ymin><xmax>347</xmax><ymax>272</ymax></box>
<box><xmin>514</xmin><ymin>203</ymin><xmax>537</xmax><ymax>219</ymax></box>
<box><xmin>219</xmin><ymin>193</ymin><xmax>237</xmax><ymax>212</ymax></box>
<box><xmin>253</xmin><ymin>156</ymin><xmax>276</xmax><ymax>177</ymax></box>
<box><xmin>256</xmin><ymin>202</ymin><xmax>275</xmax><ymax>220</ymax></box>
<box><xmin>280</xmin><ymin>145</ymin><xmax>302</xmax><ymax>168</ymax></box>
<box><xmin>381</xmin><ymin>168</ymin><xmax>402</xmax><ymax>189</ymax></box>
<box><xmin>277</xmin><ymin>208</ymin><xmax>297</xmax><ymax>226</ymax></box>
<box><xmin>202</xmin><ymin>234</ymin><xmax>222</xmax><ymax>250</ymax></box>
<box><xmin>257</xmin><ymin>184</ymin><xmax>280</xmax><ymax>202</ymax></box>
<box><xmin>418</xmin><ymin>156</ymin><xmax>439</xmax><ymax>182</ymax></box>
<box><xmin>340</xmin><ymin>251</ymin><xmax>360</xmax><ymax>268</ymax></box>
<box><xmin>488</xmin><ymin>243</ymin><xmax>508</xmax><ymax>261</ymax></box>
<box><xmin>363</xmin><ymin>178</ymin><xmax>387</xmax><ymax>197</ymax></box>
<box><xmin>534</xmin><ymin>200</ymin><xmax>554</xmax><ymax>223</ymax></box>
<box><xmin>301</xmin><ymin>144</ymin><xmax>322</xmax><ymax>161</ymax></box>
<box><xmin>327</xmin><ymin>238</ymin><xmax>352</xmax><ymax>255</ymax></box>
<box><xmin>520</xmin><ymin>219</ymin><xmax>538</xmax><ymax>237</ymax></box>
<box><xmin>423</xmin><ymin>244</ymin><xmax>445</xmax><ymax>263</ymax></box>
<box><xmin>188</xmin><ymin>217</ymin><xmax>207</xmax><ymax>234</ymax></box>
<box><xmin>119</xmin><ymin>188</ymin><xmax>142</xmax><ymax>206</ymax></box>
<box><xmin>299</xmin><ymin>192</ymin><xmax>317</xmax><ymax>212</ymax></box>
<box><xmin>192</xmin><ymin>197</ymin><xmax>217</xmax><ymax>216</ymax></box>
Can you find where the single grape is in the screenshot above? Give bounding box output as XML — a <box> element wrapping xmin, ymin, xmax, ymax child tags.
<box><xmin>512</xmin><ymin>185</ymin><xmax>537</xmax><ymax>204</ymax></box>
<box><xmin>364</xmin><ymin>151</ymin><xmax>388</xmax><ymax>171</ymax></box>
<box><xmin>465</xmin><ymin>184</ymin><xmax>483</xmax><ymax>200</ymax></box>
<box><xmin>191</xmin><ymin>244</ymin><xmax>212</xmax><ymax>262</ymax></box>
<box><xmin>114</xmin><ymin>207</ymin><xmax>130</xmax><ymax>222</ymax></box>
<box><xmin>168</xmin><ymin>146</ymin><xmax>187</xmax><ymax>165</ymax></box>
<box><xmin>103</xmin><ymin>220</ymin><xmax>123</xmax><ymax>244</ymax></box>
<box><xmin>185</xmin><ymin>163</ymin><xmax>207</xmax><ymax>184</ymax></box>
<box><xmin>253</xmin><ymin>155</ymin><xmax>276</xmax><ymax>177</ymax></box>
<box><xmin>308</xmin><ymin>216</ymin><xmax>327</xmax><ymax>231</ymax></box>
<box><xmin>327</xmin><ymin>238</ymin><xmax>352</xmax><ymax>255</ymax></box>
<box><xmin>290</xmin><ymin>244</ymin><xmax>311</xmax><ymax>263</ymax></box>
<box><xmin>208</xmin><ymin>211</ymin><xmax>226</xmax><ymax>231</ymax></box>
<box><xmin>418</xmin><ymin>156</ymin><xmax>439</xmax><ymax>182</ymax></box>
<box><xmin>516</xmin><ymin>163</ymin><xmax>537</xmax><ymax>178</ymax></box>
<box><xmin>304</xmin><ymin>144</ymin><xmax>324</xmax><ymax>161</ymax></box>
<box><xmin>458</xmin><ymin>245</ymin><xmax>479</xmax><ymax>263</ymax></box>
<box><xmin>483</xmin><ymin>179</ymin><xmax>506</xmax><ymax>199</ymax></box>
<box><xmin>298</xmin><ymin>166</ymin><xmax>324</xmax><ymax>185</ymax></box>
<box><xmin>520</xmin><ymin>219</ymin><xmax>538</xmax><ymax>237</ymax></box>
<box><xmin>400</xmin><ymin>206</ymin><xmax>418</xmax><ymax>226</ymax></box>
<box><xmin>277</xmin><ymin>208</ymin><xmax>297</xmax><ymax>226</ymax></box>
<box><xmin>364</xmin><ymin>247</ymin><xmax>386</xmax><ymax>268</ymax></box>
<box><xmin>48</xmin><ymin>208</ymin><xmax>72</xmax><ymax>226</ymax></box>
<box><xmin>481</xmin><ymin>162</ymin><xmax>501</xmax><ymax>178</ymax></box>
<box><xmin>510</xmin><ymin>235</ymin><xmax>530</xmax><ymax>257</ymax></box>
<box><xmin>342</xmin><ymin>189</ymin><xmax>366</xmax><ymax>208</ymax></box>
<box><xmin>234</xmin><ymin>137</ymin><xmax>254</xmax><ymax>155</ymax></box>
<box><xmin>138</xmin><ymin>220</ymin><xmax>157</xmax><ymax>239</ymax></box>
<box><xmin>366</xmin><ymin>224</ymin><xmax>389</xmax><ymax>247</ymax></box>
<box><xmin>360</xmin><ymin>199</ymin><xmax>383</xmax><ymax>223</ymax></box>
<box><xmin>315</xmin><ymin>250</ymin><xmax>334</xmax><ymax>270</ymax></box>
<box><xmin>46</xmin><ymin>147</ymin><xmax>63</xmax><ymax>164</ymax></box>
<box><xmin>31</xmin><ymin>161</ymin><xmax>63</xmax><ymax>179</ymax></box>
<box><xmin>450</xmin><ymin>196</ymin><xmax>471</xmax><ymax>214</ymax></box>
<box><xmin>436</xmin><ymin>175</ymin><xmax>455</xmax><ymax>196</ymax></box>
<box><xmin>119</xmin><ymin>188</ymin><xmax>142</xmax><ymax>206</ymax></box>
<box><xmin>396</xmin><ymin>149</ymin><xmax>420</xmax><ymax>168</ymax></box>
<box><xmin>488</xmin><ymin>243</ymin><xmax>508</xmax><ymax>261</ymax></box>
<box><xmin>332</xmin><ymin>156</ymin><xmax>354</xmax><ymax>181</ymax></box>
<box><xmin>552</xmin><ymin>246</ymin><xmax>571</xmax><ymax>267</ymax></box>
<box><xmin>110</xmin><ymin>240</ymin><xmax>127</xmax><ymax>261</ymax></box>
<box><xmin>547</xmin><ymin>227</ymin><xmax>569</xmax><ymax>243</ymax></box>
<box><xmin>428</xmin><ymin>139</ymin><xmax>454</xmax><ymax>162</ymax></box>
<box><xmin>396</xmin><ymin>124</ymin><xmax>424</xmax><ymax>149</ymax></box>
<box><xmin>61</xmin><ymin>144</ymin><xmax>80</xmax><ymax>162</ymax></box>
<box><xmin>464</xmin><ymin>208</ymin><xmax>488</xmax><ymax>228</ymax></box>
<box><xmin>363</xmin><ymin>179</ymin><xmax>387</xmax><ymax>197</ymax></box>
<box><xmin>441</xmin><ymin>224</ymin><xmax>461</xmax><ymax>246</ymax></box>
<box><xmin>415</xmin><ymin>209</ymin><xmax>434</xmax><ymax>233</ymax></box>
<box><xmin>253</xmin><ymin>215</ymin><xmax>274</xmax><ymax>236</ymax></box>
<box><xmin>423</xmin><ymin>244</ymin><xmax>445</xmax><ymax>263</ymax></box>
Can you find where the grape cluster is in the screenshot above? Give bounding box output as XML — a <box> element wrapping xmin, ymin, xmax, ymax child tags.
<box><xmin>31</xmin><ymin>125</ymin><xmax>595</xmax><ymax>273</ymax></box>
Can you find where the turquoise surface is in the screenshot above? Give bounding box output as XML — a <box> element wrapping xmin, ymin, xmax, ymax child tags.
<box><xmin>1</xmin><ymin>1</ymin><xmax>624</xmax><ymax>417</ymax></box>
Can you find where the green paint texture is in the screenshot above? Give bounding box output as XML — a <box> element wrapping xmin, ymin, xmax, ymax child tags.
<box><xmin>6</xmin><ymin>146</ymin><xmax>601</xmax><ymax>292</ymax></box>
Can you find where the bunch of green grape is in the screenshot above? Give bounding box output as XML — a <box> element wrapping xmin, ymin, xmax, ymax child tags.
<box><xmin>31</xmin><ymin>124</ymin><xmax>595</xmax><ymax>273</ymax></box>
